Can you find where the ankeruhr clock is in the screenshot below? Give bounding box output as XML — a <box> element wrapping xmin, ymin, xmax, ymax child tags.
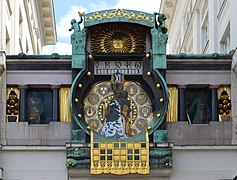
<box><xmin>67</xmin><ymin>9</ymin><xmax>172</xmax><ymax>175</ymax></box>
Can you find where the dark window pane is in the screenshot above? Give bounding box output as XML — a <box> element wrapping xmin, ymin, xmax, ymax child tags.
<box><xmin>186</xmin><ymin>88</ymin><xmax>211</xmax><ymax>124</ymax></box>
<box><xmin>107</xmin><ymin>156</ymin><xmax>112</xmax><ymax>160</ymax></box>
<box><xmin>114</xmin><ymin>143</ymin><xmax>119</xmax><ymax>148</ymax></box>
<box><xmin>27</xmin><ymin>89</ymin><xmax>53</xmax><ymax>124</ymax></box>
<box><xmin>134</xmin><ymin>149</ymin><xmax>139</xmax><ymax>154</ymax></box>
<box><xmin>107</xmin><ymin>149</ymin><xmax>112</xmax><ymax>154</ymax></box>
<box><xmin>94</xmin><ymin>143</ymin><xmax>98</xmax><ymax>148</ymax></box>
<box><xmin>121</xmin><ymin>143</ymin><xmax>126</xmax><ymax>148</ymax></box>
<box><xmin>134</xmin><ymin>156</ymin><xmax>139</xmax><ymax>160</ymax></box>
<box><xmin>141</xmin><ymin>143</ymin><xmax>146</xmax><ymax>148</ymax></box>
<box><xmin>100</xmin><ymin>150</ymin><xmax>105</xmax><ymax>154</ymax></box>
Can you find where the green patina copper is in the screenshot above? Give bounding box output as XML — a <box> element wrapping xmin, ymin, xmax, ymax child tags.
<box><xmin>67</xmin><ymin>147</ymin><xmax>90</xmax><ymax>168</ymax></box>
<box><xmin>150</xmin><ymin>147</ymin><xmax>172</xmax><ymax>168</ymax></box>
<box><xmin>167</xmin><ymin>52</ymin><xmax>233</xmax><ymax>59</ymax></box>
<box><xmin>153</xmin><ymin>130</ymin><xmax>168</xmax><ymax>143</ymax></box>
<box><xmin>70</xmin><ymin>14</ymin><xmax>87</xmax><ymax>69</ymax></box>
<box><xmin>84</xmin><ymin>9</ymin><xmax>155</xmax><ymax>27</ymax></box>
<box><xmin>7</xmin><ymin>53</ymin><xmax>71</xmax><ymax>59</ymax></box>
<box><xmin>69</xmin><ymin>14</ymin><xmax>88</xmax><ymax>142</ymax></box>
<box><xmin>71</xmin><ymin>129</ymin><xmax>86</xmax><ymax>143</ymax></box>
<box><xmin>151</xmin><ymin>13</ymin><xmax>168</xmax><ymax>69</ymax></box>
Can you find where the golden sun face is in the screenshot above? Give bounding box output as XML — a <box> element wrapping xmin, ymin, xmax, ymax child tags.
<box><xmin>91</xmin><ymin>23</ymin><xmax>146</xmax><ymax>53</ymax></box>
<box><xmin>113</xmin><ymin>39</ymin><xmax>124</xmax><ymax>49</ymax></box>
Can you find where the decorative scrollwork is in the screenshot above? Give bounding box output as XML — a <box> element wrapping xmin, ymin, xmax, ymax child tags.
<box><xmin>85</xmin><ymin>9</ymin><xmax>154</xmax><ymax>23</ymax></box>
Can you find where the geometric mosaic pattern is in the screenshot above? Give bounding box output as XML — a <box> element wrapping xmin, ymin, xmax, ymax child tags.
<box><xmin>91</xmin><ymin>132</ymin><xmax>149</xmax><ymax>175</ymax></box>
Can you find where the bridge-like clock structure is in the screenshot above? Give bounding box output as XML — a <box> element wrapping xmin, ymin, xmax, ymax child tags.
<box><xmin>67</xmin><ymin>9</ymin><xmax>172</xmax><ymax>175</ymax></box>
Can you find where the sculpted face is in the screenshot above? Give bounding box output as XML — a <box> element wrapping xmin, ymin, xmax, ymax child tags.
<box><xmin>113</xmin><ymin>39</ymin><xmax>124</xmax><ymax>49</ymax></box>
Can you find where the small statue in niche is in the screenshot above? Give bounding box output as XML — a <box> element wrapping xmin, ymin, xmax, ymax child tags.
<box><xmin>27</xmin><ymin>92</ymin><xmax>43</xmax><ymax>124</ymax></box>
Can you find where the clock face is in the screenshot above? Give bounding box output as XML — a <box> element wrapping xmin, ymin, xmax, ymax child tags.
<box><xmin>71</xmin><ymin>60</ymin><xmax>168</xmax><ymax>138</ymax></box>
<box><xmin>83</xmin><ymin>80</ymin><xmax>153</xmax><ymax>139</ymax></box>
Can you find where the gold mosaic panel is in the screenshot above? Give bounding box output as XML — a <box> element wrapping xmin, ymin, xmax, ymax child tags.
<box><xmin>91</xmin><ymin>132</ymin><xmax>149</xmax><ymax>175</ymax></box>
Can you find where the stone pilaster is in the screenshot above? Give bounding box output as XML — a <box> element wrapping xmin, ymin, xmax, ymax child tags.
<box><xmin>51</xmin><ymin>85</ymin><xmax>60</xmax><ymax>122</ymax></box>
<box><xmin>19</xmin><ymin>85</ymin><xmax>28</xmax><ymax>122</ymax></box>
<box><xmin>0</xmin><ymin>51</ymin><xmax>6</xmax><ymax>145</ymax></box>
<box><xmin>209</xmin><ymin>85</ymin><xmax>219</xmax><ymax>121</ymax></box>
<box><xmin>231</xmin><ymin>50</ymin><xmax>237</xmax><ymax>144</ymax></box>
<box><xmin>178</xmin><ymin>85</ymin><xmax>187</xmax><ymax>121</ymax></box>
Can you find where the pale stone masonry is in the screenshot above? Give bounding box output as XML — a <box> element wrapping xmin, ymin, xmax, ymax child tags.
<box><xmin>160</xmin><ymin>0</ymin><xmax>237</xmax><ymax>54</ymax></box>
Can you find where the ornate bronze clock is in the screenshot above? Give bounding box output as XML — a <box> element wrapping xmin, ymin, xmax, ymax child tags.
<box><xmin>68</xmin><ymin>9</ymin><xmax>172</xmax><ymax>175</ymax></box>
<box><xmin>71</xmin><ymin>59</ymin><xmax>168</xmax><ymax>135</ymax></box>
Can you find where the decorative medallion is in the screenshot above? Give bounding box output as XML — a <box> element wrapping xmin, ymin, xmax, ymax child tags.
<box><xmin>91</xmin><ymin>23</ymin><xmax>146</xmax><ymax>53</ymax></box>
<box><xmin>83</xmin><ymin>77</ymin><xmax>153</xmax><ymax>139</ymax></box>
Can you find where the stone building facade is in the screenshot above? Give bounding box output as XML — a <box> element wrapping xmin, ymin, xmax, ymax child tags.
<box><xmin>0</xmin><ymin>0</ymin><xmax>56</xmax><ymax>54</ymax></box>
<box><xmin>160</xmin><ymin>0</ymin><xmax>237</xmax><ymax>54</ymax></box>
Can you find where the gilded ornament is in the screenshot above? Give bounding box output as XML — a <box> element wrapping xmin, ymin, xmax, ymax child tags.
<box><xmin>147</xmin><ymin>71</ymin><xmax>151</xmax><ymax>76</ymax></box>
<box><xmin>6</xmin><ymin>89</ymin><xmax>20</xmax><ymax>122</ymax></box>
<box><xmin>88</xmin><ymin>54</ymin><xmax>93</xmax><ymax>60</ymax></box>
<box><xmin>147</xmin><ymin>126</ymin><xmax>152</xmax><ymax>130</ymax></box>
<box><xmin>160</xmin><ymin>98</ymin><xmax>164</xmax><ymax>103</ymax></box>
<box><xmin>78</xmin><ymin>113</ymin><xmax>82</xmax><ymax>118</ymax></box>
<box><xmin>88</xmin><ymin>94</ymin><xmax>99</xmax><ymax>105</ymax></box>
<box><xmin>156</xmin><ymin>84</ymin><xmax>161</xmax><ymax>88</ymax></box>
<box><xmin>85</xmin><ymin>9</ymin><xmax>154</xmax><ymax>23</ymax></box>
<box><xmin>218</xmin><ymin>90</ymin><xmax>231</xmax><ymax>115</ymax></box>
<box><xmin>74</xmin><ymin>98</ymin><xmax>79</xmax><ymax>103</ymax></box>
<box><xmin>78</xmin><ymin>11</ymin><xmax>85</xmax><ymax>16</ymax></box>
<box><xmin>87</xmin><ymin>71</ymin><xmax>92</xmax><ymax>76</ymax></box>
<box><xmin>85</xmin><ymin>107</ymin><xmax>95</xmax><ymax>117</ymax></box>
<box><xmin>136</xmin><ymin>93</ymin><xmax>147</xmax><ymax>105</ymax></box>
<box><xmin>78</xmin><ymin>84</ymin><xmax>83</xmax><ymax>88</ymax></box>
<box><xmin>146</xmin><ymin>53</ymin><xmax>150</xmax><ymax>58</ymax></box>
<box><xmin>157</xmin><ymin>113</ymin><xmax>161</xmax><ymax>118</ymax></box>
<box><xmin>87</xmin><ymin>126</ymin><xmax>91</xmax><ymax>130</ymax></box>
<box><xmin>140</xmin><ymin>107</ymin><xmax>151</xmax><ymax>118</ymax></box>
<box><xmin>90</xmin><ymin>23</ymin><xmax>146</xmax><ymax>53</ymax></box>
